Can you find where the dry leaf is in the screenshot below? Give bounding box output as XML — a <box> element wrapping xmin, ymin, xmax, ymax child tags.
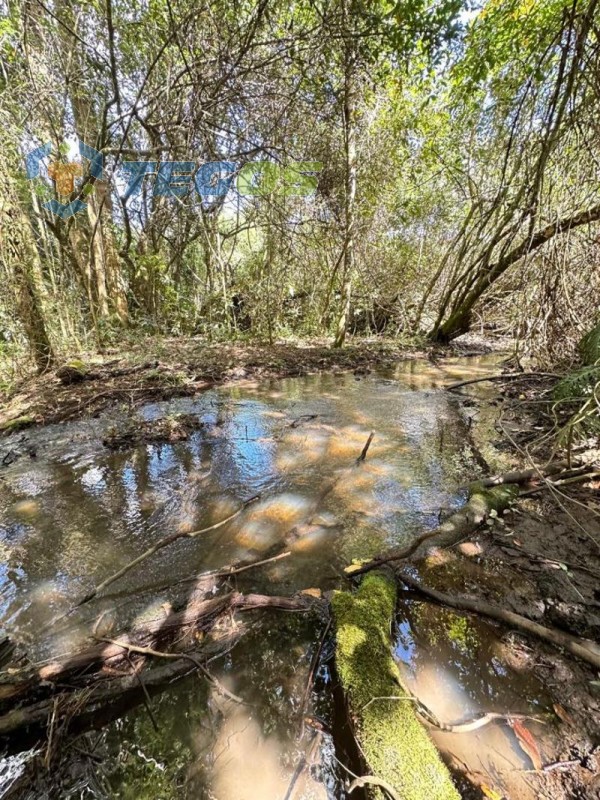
<box><xmin>344</xmin><ymin>563</ymin><xmax>364</xmax><ymax>574</ymax></box>
<box><xmin>553</xmin><ymin>703</ymin><xmax>576</xmax><ymax>728</ymax></box>
<box><xmin>481</xmin><ymin>785</ymin><xmax>503</xmax><ymax>800</ymax></box>
<box><xmin>510</xmin><ymin>718</ymin><xmax>543</xmax><ymax>770</ymax></box>
<box><xmin>301</xmin><ymin>588</ymin><xmax>322</xmax><ymax>598</ymax></box>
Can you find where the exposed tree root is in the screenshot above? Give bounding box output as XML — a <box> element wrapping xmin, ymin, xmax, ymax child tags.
<box><xmin>469</xmin><ymin>460</ymin><xmax>570</xmax><ymax>488</ymax></box>
<box><xmin>346</xmin><ymin>484</ymin><xmax>519</xmax><ymax>577</ymax></box>
<box><xmin>398</xmin><ymin>573</ymin><xmax>600</xmax><ymax>670</ymax></box>
<box><xmin>347</xmin><ymin>460</ymin><xmax>595</xmax><ymax>577</ymax></box>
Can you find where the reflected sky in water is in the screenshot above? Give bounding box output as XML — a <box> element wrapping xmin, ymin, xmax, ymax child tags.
<box><xmin>0</xmin><ymin>355</ymin><xmax>546</xmax><ymax>799</ymax></box>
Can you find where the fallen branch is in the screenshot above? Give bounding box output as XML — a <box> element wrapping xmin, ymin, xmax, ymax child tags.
<box><xmin>76</xmin><ymin>494</ymin><xmax>260</xmax><ymax>606</ymax></box>
<box><xmin>0</xmin><ymin>650</ymin><xmax>208</xmax><ymax>740</ymax></box>
<box><xmin>418</xmin><ymin>708</ymin><xmax>544</xmax><ymax>733</ymax></box>
<box><xmin>398</xmin><ymin>573</ymin><xmax>600</xmax><ymax>670</ymax></box>
<box><xmin>346</xmin><ymin>484</ymin><xmax>519</xmax><ymax>577</ymax></box>
<box><xmin>347</xmin><ymin>775</ymin><xmax>402</xmax><ymax>800</ymax></box>
<box><xmin>299</xmin><ymin>617</ymin><xmax>331</xmax><ymax>738</ymax></box>
<box><xmin>96</xmin><ymin>637</ymin><xmax>243</xmax><ymax>704</ymax></box>
<box><xmin>0</xmin><ymin>591</ymin><xmax>317</xmax><ymax>711</ymax></box>
<box><xmin>519</xmin><ymin>471</ymin><xmax>599</xmax><ymax>497</ymax></box>
<box><xmin>283</xmin><ymin>727</ymin><xmax>323</xmax><ymax>800</ymax></box>
<box><xmin>446</xmin><ymin>372</ymin><xmax>557</xmax><ymax>391</ymax></box>
<box><xmin>470</xmin><ymin>461</ymin><xmax>570</xmax><ymax>488</ymax></box>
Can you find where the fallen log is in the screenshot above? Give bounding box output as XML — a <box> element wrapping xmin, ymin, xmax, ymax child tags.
<box><xmin>0</xmin><ymin>591</ymin><xmax>317</xmax><ymax>713</ymax></box>
<box><xmin>331</xmin><ymin>572</ymin><xmax>460</xmax><ymax>800</ymax></box>
<box><xmin>346</xmin><ymin>484</ymin><xmax>519</xmax><ymax>577</ymax></box>
<box><xmin>468</xmin><ymin>461</ymin><xmax>570</xmax><ymax>489</ymax></box>
<box><xmin>398</xmin><ymin>573</ymin><xmax>600</xmax><ymax>671</ymax></box>
<box><xmin>0</xmin><ymin>650</ymin><xmax>208</xmax><ymax>740</ymax></box>
<box><xmin>519</xmin><ymin>470</ymin><xmax>600</xmax><ymax>497</ymax></box>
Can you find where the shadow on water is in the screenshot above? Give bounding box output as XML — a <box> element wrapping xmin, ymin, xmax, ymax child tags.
<box><xmin>0</xmin><ymin>355</ymin><xmax>549</xmax><ymax>798</ymax></box>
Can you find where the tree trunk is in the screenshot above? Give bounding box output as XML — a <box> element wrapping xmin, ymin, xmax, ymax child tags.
<box><xmin>430</xmin><ymin>201</ymin><xmax>600</xmax><ymax>343</ymax></box>
<box><xmin>0</xmin><ymin>156</ymin><xmax>55</xmax><ymax>372</ymax></box>
<box><xmin>333</xmin><ymin>0</ymin><xmax>357</xmax><ymax>349</ymax></box>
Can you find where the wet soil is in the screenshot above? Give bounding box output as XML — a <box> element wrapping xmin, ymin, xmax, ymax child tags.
<box><xmin>0</xmin><ymin>336</ymin><xmax>499</xmax><ymax>433</ymax></box>
<box><xmin>433</xmin><ymin>371</ymin><xmax>600</xmax><ymax>799</ymax></box>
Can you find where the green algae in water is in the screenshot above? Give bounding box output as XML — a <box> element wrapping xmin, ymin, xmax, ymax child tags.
<box><xmin>332</xmin><ymin>572</ymin><xmax>460</xmax><ymax>800</ymax></box>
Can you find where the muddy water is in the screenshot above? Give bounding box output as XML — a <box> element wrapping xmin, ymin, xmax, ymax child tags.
<box><xmin>0</xmin><ymin>357</ymin><xmax>551</xmax><ymax>798</ymax></box>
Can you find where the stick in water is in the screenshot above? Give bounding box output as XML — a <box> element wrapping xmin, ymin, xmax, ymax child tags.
<box><xmin>357</xmin><ymin>431</ymin><xmax>375</xmax><ymax>463</ymax></box>
<box><xmin>77</xmin><ymin>494</ymin><xmax>260</xmax><ymax>606</ymax></box>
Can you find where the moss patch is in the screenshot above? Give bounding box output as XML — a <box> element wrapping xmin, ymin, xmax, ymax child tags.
<box><xmin>0</xmin><ymin>414</ymin><xmax>35</xmax><ymax>433</ymax></box>
<box><xmin>332</xmin><ymin>572</ymin><xmax>459</xmax><ymax>800</ymax></box>
<box><xmin>467</xmin><ymin>484</ymin><xmax>520</xmax><ymax>509</ymax></box>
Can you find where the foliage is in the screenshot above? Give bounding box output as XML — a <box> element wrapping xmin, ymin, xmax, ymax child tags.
<box><xmin>0</xmin><ymin>0</ymin><xmax>598</xmax><ymax>372</ymax></box>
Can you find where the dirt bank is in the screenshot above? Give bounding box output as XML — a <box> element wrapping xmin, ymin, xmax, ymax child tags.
<box><xmin>0</xmin><ymin>335</ymin><xmax>499</xmax><ymax>433</ymax></box>
<box><xmin>426</xmin><ymin>372</ymin><xmax>600</xmax><ymax>799</ymax></box>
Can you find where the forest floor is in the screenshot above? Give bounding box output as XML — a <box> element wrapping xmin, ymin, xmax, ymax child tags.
<box><xmin>435</xmin><ymin>488</ymin><xmax>600</xmax><ymax>799</ymax></box>
<box><xmin>442</xmin><ymin>372</ymin><xmax>600</xmax><ymax>799</ymax></box>
<box><xmin>0</xmin><ymin>334</ymin><xmax>496</xmax><ymax>432</ymax></box>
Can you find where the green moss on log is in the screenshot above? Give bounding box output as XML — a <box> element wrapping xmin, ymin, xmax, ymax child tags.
<box><xmin>332</xmin><ymin>573</ymin><xmax>459</xmax><ymax>800</ymax></box>
<box><xmin>467</xmin><ymin>484</ymin><xmax>520</xmax><ymax>508</ymax></box>
<box><xmin>420</xmin><ymin>484</ymin><xmax>519</xmax><ymax>555</ymax></box>
<box><xmin>0</xmin><ymin>414</ymin><xmax>35</xmax><ymax>433</ymax></box>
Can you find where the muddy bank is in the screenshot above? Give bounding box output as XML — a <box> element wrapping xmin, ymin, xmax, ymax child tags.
<box><xmin>420</xmin><ymin>370</ymin><xmax>600</xmax><ymax>799</ymax></box>
<box><xmin>0</xmin><ymin>336</ymin><xmax>502</xmax><ymax>433</ymax></box>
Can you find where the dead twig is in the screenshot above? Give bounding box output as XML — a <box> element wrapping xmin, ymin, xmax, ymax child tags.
<box><xmin>299</xmin><ymin>617</ymin><xmax>331</xmax><ymax>738</ymax></box>
<box><xmin>357</xmin><ymin>431</ymin><xmax>375</xmax><ymax>463</ymax></box>
<box><xmin>446</xmin><ymin>372</ymin><xmax>558</xmax><ymax>391</ymax></box>
<box><xmin>76</xmin><ymin>494</ymin><xmax>260</xmax><ymax>606</ymax></box>
<box><xmin>347</xmin><ymin>774</ymin><xmax>402</xmax><ymax>800</ymax></box>
<box><xmin>96</xmin><ymin>637</ymin><xmax>245</xmax><ymax>704</ymax></box>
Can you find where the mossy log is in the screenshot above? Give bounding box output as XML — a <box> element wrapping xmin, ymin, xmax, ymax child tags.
<box><xmin>0</xmin><ymin>414</ymin><xmax>35</xmax><ymax>433</ymax></box>
<box><xmin>347</xmin><ymin>484</ymin><xmax>519</xmax><ymax>576</ymax></box>
<box><xmin>332</xmin><ymin>572</ymin><xmax>460</xmax><ymax>800</ymax></box>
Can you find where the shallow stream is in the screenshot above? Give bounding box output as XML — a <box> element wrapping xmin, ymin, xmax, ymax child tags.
<box><xmin>0</xmin><ymin>357</ymin><xmax>551</xmax><ymax>799</ymax></box>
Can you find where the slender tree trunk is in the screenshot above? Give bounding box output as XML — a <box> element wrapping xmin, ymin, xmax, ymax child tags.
<box><xmin>85</xmin><ymin>196</ymin><xmax>110</xmax><ymax>319</ymax></box>
<box><xmin>333</xmin><ymin>0</ymin><xmax>357</xmax><ymax>348</ymax></box>
<box><xmin>0</xmin><ymin>159</ymin><xmax>55</xmax><ymax>372</ymax></box>
<box><xmin>430</xmin><ymin>202</ymin><xmax>600</xmax><ymax>342</ymax></box>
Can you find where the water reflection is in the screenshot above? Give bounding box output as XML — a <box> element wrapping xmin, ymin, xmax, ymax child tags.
<box><xmin>395</xmin><ymin>598</ymin><xmax>551</xmax><ymax>800</ymax></box>
<box><xmin>0</xmin><ymin>355</ymin><xmax>536</xmax><ymax>798</ymax></box>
